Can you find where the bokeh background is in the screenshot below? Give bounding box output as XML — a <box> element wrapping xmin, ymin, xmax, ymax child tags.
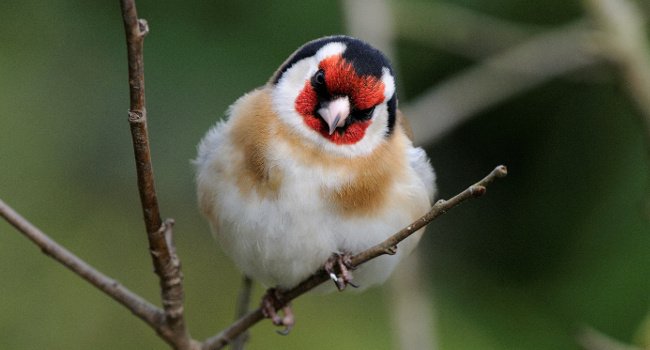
<box><xmin>1</xmin><ymin>0</ymin><xmax>649</xmax><ymax>349</ymax></box>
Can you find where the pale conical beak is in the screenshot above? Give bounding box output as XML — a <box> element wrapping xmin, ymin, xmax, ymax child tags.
<box><xmin>317</xmin><ymin>96</ymin><xmax>351</xmax><ymax>135</ymax></box>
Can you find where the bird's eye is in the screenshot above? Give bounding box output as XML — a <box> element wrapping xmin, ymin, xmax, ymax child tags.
<box><xmin>311</xmin><ymin>69</ymin><xmax>329</xmax><ymax>98</ymax></box>
<box><xmin>312</xmin><ymin>69</ymin><xmax>325</xmax><ymax>86</ymax></box>
<box><xmin>355</xmin><ymin>106</ymin><xmax>375</xmax><ymax>120</ymax></box>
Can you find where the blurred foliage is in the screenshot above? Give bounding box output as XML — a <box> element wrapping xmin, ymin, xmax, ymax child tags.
<box><xmin>1</xmin><ymin>0</ymin><xmax>649</xmax><ymax>349</ymax></box>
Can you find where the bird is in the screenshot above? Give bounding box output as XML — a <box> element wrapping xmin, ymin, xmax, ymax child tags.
<box><xmin>194</xmin><ymin>35</ymin><xmax>436</xmax><ymax>331</ymax></box>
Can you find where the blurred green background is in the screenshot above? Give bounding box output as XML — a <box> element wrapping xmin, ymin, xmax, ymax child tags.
<box><xmin>1</xmin><ymin>0</ymin><xmax>649</xmax><ymax>349</ymax></box>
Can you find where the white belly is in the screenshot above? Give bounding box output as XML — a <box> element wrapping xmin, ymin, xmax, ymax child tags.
<box><xmin>208</xmin><ymin>144</ymin><xmax>424</xmax><ymax>290</ymax></box>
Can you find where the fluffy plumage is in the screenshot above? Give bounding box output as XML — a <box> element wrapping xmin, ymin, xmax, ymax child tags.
<box><xmin>195</xmin><ymin>36</ymin><xmax>436</xmax><ymax>292</ymax></box>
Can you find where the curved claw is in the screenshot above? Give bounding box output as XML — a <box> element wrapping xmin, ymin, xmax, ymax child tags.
<box><xmin>261</xmin><ymin>289</ymin><xmax>295</xmax><ymax>335</ymax></box>
<box><xmin>324</xmin><ymin>252</ymin><xmax>357</xmax><ymax>291</ymax></box>
<box><xmin>347</xmin><ymin>280</ymin><xmax>360</xmax><ymax>289</ymax></box>
<box><xmin>278</xmin><ymin>305</ymin><xmax>294</xmax><ymax>335</ymax></box>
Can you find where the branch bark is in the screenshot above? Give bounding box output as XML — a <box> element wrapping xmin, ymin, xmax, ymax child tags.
<box><xmin>3</xmin><ymin>0</ymin><xmax>647</xmax><ymax>348</ymax></box>
<box><xmin>202</xmin><ymin>165</ymin><xmax>508</xmax><ymax>350</ymax></box>
<box><xmin>4</xmin><ymin>1</ymin><xmax>513</xmax><ymax>348</ymax></box>
<box><xmin>0</xmin><ymin>198</ymin><xmax>165</xmax><ymax>328</ymax></box>
<box><xmin>119</xmin><ymin>0</ymin><xmax>196</xmax><ymax>348</ymax></box>
<box><xmin>2</xmin><ymin>158</ymin><xmax>507</xmax><ymax>349</ymax></box>
<box><xmin>120</xmin><ymin>0</ymin><xmax>159</xmax><ymax>233</ymax></box>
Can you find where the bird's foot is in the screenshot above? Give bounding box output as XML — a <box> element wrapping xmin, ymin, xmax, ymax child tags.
<box><xmin>324</xmin><ymin>252</ymin><xmax>359</xmax><ymax>291</ymax></box>
<box><xmin>261</xmin><ymin>288</ymin><xmax>294</xmax><ymax>335</ymax></box>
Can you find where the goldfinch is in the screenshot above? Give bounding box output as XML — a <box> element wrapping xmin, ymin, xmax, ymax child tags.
<box><xmin>195</xmin><ymin>35</ymin><xmax>436</xmax><ymax>328</ymax></box>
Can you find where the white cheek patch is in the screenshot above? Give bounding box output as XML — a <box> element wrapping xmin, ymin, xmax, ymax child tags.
<box><xmin>272</xmin><ymin>57</ymin><xmax>316</xmax><ymax>130</ymax></box>
<box><xmin>272</xmin><ymin>56</ymin><xmax>340</xmax><ymax>156</ymax></box>
<box><xmin>275</xmin><ymin>57</ymin><xmax>315</xmax><ymax>101</ymax></box>
<box><xmin>363</xmin><ymin>102</ymin><xmax>389</xmax><ymax>141</ymax></box>
<box><xmin>381</xmin><ymin>67</ymin><xmax>395</xmax><ymax>101</ymax></box>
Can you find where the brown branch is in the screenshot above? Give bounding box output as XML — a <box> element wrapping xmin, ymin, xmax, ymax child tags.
<box><xmin>3</xmin><ymin>157</ymin><xmax>505</xmax><ymax>350</ymax></box>
<box><xmin>119</xmin><ymin>1</ymin><xmax>196</xmax><ymax>348</ymax></box>
<box><xmin>202</xmin><ymin>165</ymin><xmax>508</xmax><ymax>350</ymax></box>
<box><xmin>1</xmin><ymin>198</ymin><xmax>198</xmax><ymax>348</ymax></box>
<box><xmin>0</xmin><ymin>198</ymin><xmax>164</xmax><ymax>330</ymax></box>
<box><xmin>120</xmin><ymin>0</ymin><xmax>159</xmax><ymax>235</ymax></box>
<box><xmin>2</xmin><ymin>0</ymin><xmax>510</xmax><ymax>348</ymax></box>
<box><xmin>6</xmin><ymin>2</ymin><xmax>511</xmax><ymax>347</ymax></box>
<box><xmin>351</xmin><ymin>165</ymin><xmax>507</xmax><ymax>264</ymax></box>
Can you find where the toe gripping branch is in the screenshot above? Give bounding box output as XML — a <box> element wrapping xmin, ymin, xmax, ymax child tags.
<box><xmin>325</xmin><ymin>252</ymin><xmax>359</xmax><ymax>291</ymax></box>
<box><xmin>261</xmin><ymin>288</ymin><xmax>294</xmax><ymax>335</ymax></box>
<box><xmin>260</xmin><ymin>252</ymin><xmax>359</xmax><ymax>336</ymax></box>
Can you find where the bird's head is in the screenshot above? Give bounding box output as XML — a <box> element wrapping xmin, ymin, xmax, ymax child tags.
<box><xmin>270</xmin><ymin>36</ymin><xmax>397</xmax><ymax>156</ymax></box>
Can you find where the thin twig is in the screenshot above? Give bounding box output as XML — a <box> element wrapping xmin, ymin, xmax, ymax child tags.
<box><xmin>202</xmin><ymin>165</ymin><xmax>508</xmax><ymax>350</ymax></box>
<box><xmin>202</xmin><ymin>310</ymin><xmax>265</xmax><ymax>350</ymax></box>
<box><xmin>4</xmin><ymin>2</ymin><xmax>514</xmax><ymax>348</ymax></box>
<box><xmin>119</xmin><ymin>0</ymin><xmax>196</xmax><ymax>348</ymax></box>
<box><xmin>0</xmin><ymin>198</ymin><xmax>165</xmax><ymax>329</ymax></box>
<box><xmin>119</xmin><ymin>0</ymin><xmax>160</xmax><ymax>233</ymax></box>
<box><xmin>350</xmin><ymin>165</ymin><xmax>507</xmax><ymax>265</ymax></box>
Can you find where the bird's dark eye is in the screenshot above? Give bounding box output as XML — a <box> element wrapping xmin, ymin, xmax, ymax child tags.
<box><xmin>311</xmin><ymin>69</ymin><xmax>329</xmax><ymax>99</ymax></box>
<box><xmin>355</xmin><ymin>106</ymin><xmax>375</xmax><ymax>120</ymax></box>
<box><xmin>312</xmin><ymin>69</ymin><xmax>325</xmax><ymax>86</ymax></box>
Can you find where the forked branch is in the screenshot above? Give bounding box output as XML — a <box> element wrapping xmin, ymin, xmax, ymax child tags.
<box><xmin>1</xmin><ymin>1</ymin><xmax>510</xmax><ymax>349</ymax></box>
